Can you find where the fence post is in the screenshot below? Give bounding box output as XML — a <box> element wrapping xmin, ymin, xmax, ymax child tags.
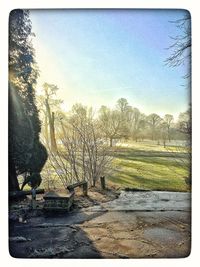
<box><xmin>31</xmin><ymin>188</ymin><xmax>36</xmax><ymax>209</ymax></box>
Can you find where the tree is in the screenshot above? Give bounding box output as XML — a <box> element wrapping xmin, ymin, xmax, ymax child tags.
<box><xmin>9</xmin><ymin>83</ymin><xmax>34</xmax><ymax>191</ymax></box>
<box><xmin>164</xmin><ymin>114</ymin><xmax>174</xmax><ymax>142</ymax></box>
<box><xmin>165</xmin><ymin>110</ymin><xmax>191</xmax><ymax>186</ymax></box>
<box><xmin>128</xmin><ymin>107</ymin><xmax>146</xmax><ymax>142</ymax></box>
<box><xmin>159</xmin><ymin>121</ymin><xmax>168</xmax><ymax>148</ymax></box>
<box><xmin>164</xmin><ymin>13</ymin><xmax>191</xmax><ymax>140</ymax></box>
<box><xmin>46</xmin><ymin>104</ymin><xmax>113</xmax><ymax>188</ymax></box>
<box><xmin>98</xmin><ymin>98</ymin><xmax>133</xmax><ymax>147</ymax></box>
<box><xmin>41</xmin><ymin>83</ymin><xmax>62</xmax><ymax>152</ymax></box>
<box><xmin>165</xmin><ymin>14</ymin><xmax>191</xmax><ymax>185</ymax></box>
<box><xmin>165</xmin><ymin>13</ymin><xmax>191</xmax><ymax>75</ymax></box>
<box><xmin>116</xmin><ymin>98</ymin><xmax>129</xmax><ymax>113</ymax></box>
<box><xmin>177</xmin><ymin>109</ymin><xmax>191</xmax><ymax>137</ymax></box>
<box><xmin>99</xmin><ymin>106</ymin><xmax>122</xmax><ymax>147</ymax></box>
<box><xmin>9</xmin><ymin>10</ymin><xmax>47</xmax><ymax>191</ymax></box>
<box><xmin>147</xmin><ymin>113</ymin><xmax>162</xmax><ymax>141</ymax></box>
<box><xmin>69</xmin><ymin>105</ymin><xmax>113</xmax><ymax>186</ymax></box>
<box><xmin>116</xmin><ymin>98</ymin><xmax>131</xmax><ymax>139</ymax></box>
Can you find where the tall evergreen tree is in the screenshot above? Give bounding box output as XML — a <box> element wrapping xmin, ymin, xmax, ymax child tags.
<box><xmin>9</xmin><ymin>9</ymin><xmax>47</xmax><ymax>191</ymax></box>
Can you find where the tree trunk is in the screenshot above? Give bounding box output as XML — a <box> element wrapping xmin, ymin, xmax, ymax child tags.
<box><xmin>168</xmin><ymin>127</ymin><xmax>171</xmax><ymax>142</ymax></box>
<box><xmin>45</xmin><ymin>99</ymin><xmax>57</xmax><ymax>152</ymax></box>
<box><xmin>9</xmin><ymin>159</ymin><xmax>20</xmax><ymax>192</ymax></box>
<box><xmin>44</xmin><ymin>113</ymin><xmax>49</xmax><ymax>143</ymax></box>
<box><xmin>163</xmin><ymin>140</ymin><xmax>166</xmax><ymax>148</ymax></box>
<box><xmin>92</xmin><ymin>179</ymin><xmax>96</xmax><ymax>187</ymax></box>
<box><xmin>100</xmin><ymin>176</ymin><xmax>106</xmax><ymax>190</ymax></box>
<box><xmin>109</xmin><ymin>137</ymin><xmax>113</xmax><ymax>147</ymax></box>
<box><xmin>82</xmin><ymin>183</ymin><xmax>88</xmax><ymax>196</ymax></box>
<box><xmin>50</xmin><ymin>112</ymin><xmax>57</xmax><ymax>152</ymax></box>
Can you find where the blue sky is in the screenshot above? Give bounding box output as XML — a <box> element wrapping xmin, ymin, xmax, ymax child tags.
<box><xmin>30</xmin><ymin>9</ymin><xmax>190</xmax><ymax>118</ymax></box>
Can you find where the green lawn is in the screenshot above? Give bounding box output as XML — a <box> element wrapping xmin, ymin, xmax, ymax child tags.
<box><xmin>108</xmin><ymin>141</ymin><xmax>190</xmax><ymax>192</ymax></box>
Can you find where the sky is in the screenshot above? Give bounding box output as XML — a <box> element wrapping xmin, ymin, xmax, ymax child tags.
<box><xmin>30</xmin><ymin>9</ymin><xmax>190</xmax><ymax>119</ymax></box>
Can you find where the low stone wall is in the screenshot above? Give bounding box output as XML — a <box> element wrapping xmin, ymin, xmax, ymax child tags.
<box><xmin>43</xmin><ymin>191</ymin><xmax>75</xmax><ymax>211</ymax></box>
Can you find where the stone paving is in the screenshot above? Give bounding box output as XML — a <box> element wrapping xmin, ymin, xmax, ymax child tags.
<box><xmin>9</xmin><ymin>191</ymin><xmax>191</xmax><ymax>258</ymax></box>
<box><xmin>85</xmin><ymin>191</ymin><xmax>191</xmax><ymax>212</ymax></box>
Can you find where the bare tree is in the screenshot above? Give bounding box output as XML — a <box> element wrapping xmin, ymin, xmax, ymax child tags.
<box><xmin>116</xmin><ymin>98</ymin><xmax>130</xmax><ymax>113</ymax></box>
<box><xmin>147</xmin><ymin>113</ymin><xmax>162</xmax><ymax>141</ymax></box>
<box><xmin>45</xmin><ymin>104</ymin><xmax>113</xmax><ymax>188</ymax></box>
<box><xmin>165</xmin><ymin>14</ymin><xmax>191</xmax><ymax>71</ymax></box>
<box><xmin>128</xmin><ymin>107</ymin><xmax>146</xmax><ymax>142</ymax></box>
<box><xmin>99</xmin><ymin>105</ymin><xmax>122</xmax><ymax>147</ymax></box>
<box><xmin>164</xmin><ymin>14</ymin><xmax>191</xmax><ymax>187</ymax></box>
<box><xmin>164</xmin><ymin>114</ymin><xmax>174</xmax><ymax>142</ymax></box>
<box><xmin>159</xmin><ymin>121</ymin><xmax>168</xmax><ymax>148</ymax></box>
<box><xmin>177</xmin><ymin>109</ymin><xmax>191</xmax><ymax>137</ymax></box>
<box><xmin>43</xmin><ymin>83</ymin><xmax>58</xmax><ymax>152</ymax></box>
<box><xmin>37</xmin><ymin>83</ymin><xmax>63</xmax><ymax>152</ymax></box>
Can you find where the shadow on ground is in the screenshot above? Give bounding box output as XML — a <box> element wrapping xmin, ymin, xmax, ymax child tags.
<box><xmin>9</xmin><ymin>210</ymin><xmax>105</xmax><ymax>258</ymax></box>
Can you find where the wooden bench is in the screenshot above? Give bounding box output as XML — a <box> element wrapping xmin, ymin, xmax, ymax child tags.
<box><xmin>67</xmin><ymin>181</ymin><xmax>88</xmax><ymax>196</ymax></box>
<box><xmin>43</xmin><ymin>190</ymin><xmax>75</xmax><ymax>211</ymax></box>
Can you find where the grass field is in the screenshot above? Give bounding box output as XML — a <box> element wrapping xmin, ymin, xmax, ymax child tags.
<box><xmin>108</xmin><ymin>140</ymin><xmax>190</xmax><ymax>192</ymax></box>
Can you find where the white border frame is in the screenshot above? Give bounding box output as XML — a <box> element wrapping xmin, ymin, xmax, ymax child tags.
<box><xmin>1</xmin><ymin>1</ymin><xmax>199</xmax><ymax>267</ymax></box>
